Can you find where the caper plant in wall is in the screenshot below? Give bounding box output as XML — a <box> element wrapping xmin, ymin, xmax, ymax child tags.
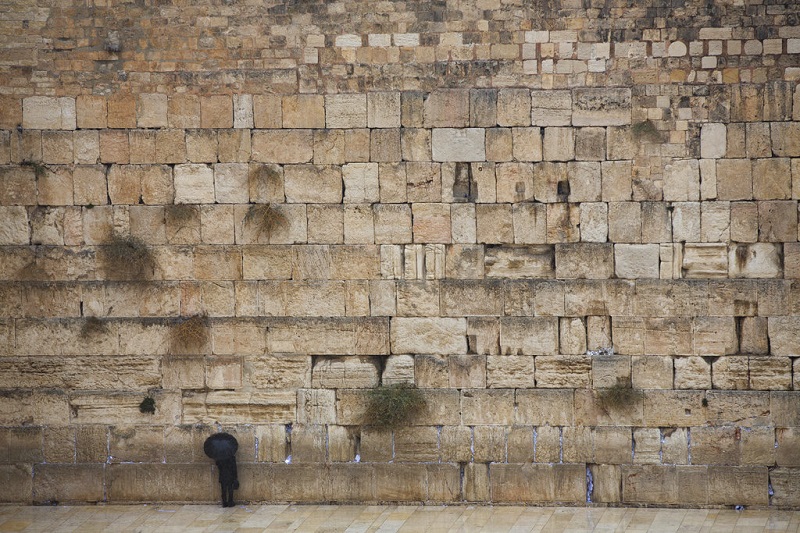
<box><xmin>242</xmin><ymin>203</ymin><xmax>287</xmax><ymax>241</ymax></box>
<box><xmin>171</xmin><ymin>313</ymin><xmax>210</xmax><ymax>352</ymax></box>
<box><xmin>101</xmin><ymin>234</ymin><xmax>154</xmax><ymax>280</ymax></box>
<box><xmin>362</xmin><ymin>383</ymin><xmax>427</xmax><ymax>431</ymax></box>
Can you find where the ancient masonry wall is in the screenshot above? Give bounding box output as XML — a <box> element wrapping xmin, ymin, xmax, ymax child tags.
<box><xmin>1</xmin><ymin>0</ymin><xmax>800</xmax><ymax>507</ymax></box>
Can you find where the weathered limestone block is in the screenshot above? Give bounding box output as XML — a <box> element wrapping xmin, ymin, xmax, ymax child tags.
<box><xmin>572</xmin><ymin>88</ymin><xmax>631</xmax><ymax>126</ymax></box>
<box><xmin>681</xmin><ymin>243</ymin><xmax>728</xmax><ymax>278</ymax></box>
<box><xmin>406</xmin><ymin>161</ymin><xmax>441</xmax><ymax>202</ymax></box>
<box><xmin>373</xmin><ymin>464</ymin><xmax>427</xmax><ymax>501</ymax></box>
<box><xmin>700</xmin><ymin>123</ymin><xmax>727</xmax><ymax>159</ymax></box>
<box><xmin>534</xmin><ymin>425</ymin><xmax>561</xmax><ymax>463</ymax></box>
<box><xmin>431</xmin><ymin>129</ymin><xmax>486</xmax><ymax>162</ymax></box>
<box><xmin>712</xmin><ymin>357</ymin><xmax>749</xmax><ymax>390</ymax></box>
<box><xmin>706</xmin><ymin>391</ymin><xmax>771</xmax><ymax>428</ymax></box>
<box><xmin>542</xmin><ymin>127</ymin><xmax>574</xmax><ymax>161</ymax></box>
<box><xmin>343</xmin><ymin>163</ymin><xmax>379</xmax><ymax>203</ymax></box>
<box><xmin>693</xmin><ymin>316</ymin><xmax>737</xmax><ymax>355</ymax></box>
<box><xmin>290</xmin><ymin>424</ymin><xmax>327</xmax><ymax>463</ymax></box>
<box><xmin>491</xmin><ymin>464</ymin><xmax>585</xmax><ymax>503</ymax></box>
<box><xmin>33</xmin><ymin>464</ymin><xmax>104</xmax><ymax>503</ymax></box>
<box><xmin>269</xmin><ymin>317</ymin><xmax>388</xmax><ymax>355</ymax></box>
<box><xmin>664</xmin><ymin>159</ymin><xmax>700</xmax><ymax>201</ymax></box>
<box><xmin>512</xmin><ymin>203</ymin><xmax>547</xmax><ymax>244</ymax></box>
<box><xmin>749</xmin><ymin>357</ymin><xmax>792</xmax><ymax>390</ymax></box>
<box><xmin>76</xmin><ymin>95</ymin><xmax>107</xmax><ymax>129</ymax></box>
<box><xmin>758</xmin><ymin>201</ymin><xmax>798</xmax><ymax>242</ymax></box>
<box><xmin>183</xmin><ymin>390</ymin><xmax>295</xmax><ymax>424</ymax></box>
<box><xmin>213</xmin><ymin>163</ymin><xmax>248</xmax><ymax>204</ymax></box>
<box><xmin>327</xmin><ymin>425</ymin><xmax>357</xmax><ymax>462</ymax></box>
<box><xmin>716</xmin><ymin>159</ymin><xmax>752</xmax><ymax>200</ymax></box>
<box><xmin>768</xmin><ymin>317</ymin><xmax>800</xmax><ymax>355</ymax></box>
<box><xmin>476</xmin><ymin>204</ymin><xmax>513</xmax><ymax>244</ymax></box>
<box><xmin>0</xmin><ymin>206</ymin><xmax>29</xmax><ymax>245</ymax></box>
<box><xmin>771</xmin><ymin>122</ymin><xmax>800</xmax><ymax>157</ymax></box>
<box><xmin>674</xmin><ymin>356</ymin><xmax>711</xmax><ymax>389</ymax></box>
<box><xmin>485</xmin><ymin>245</ymin><xmax>554</xmax><ymax>279</ymax></box>
<box><xmin>440</xmin><ymin>280</ymin><xmax>503</xmax><ymax>317</ymax></box>
<box><xmin>497</xmin><ymin>89</ymin><xmax>531</xmax><ymax>127</ymax></box>
<box><xmin>23</xmin><ymin>97</ymin><xmax>76</xmax><ymax>130</ymax></box>
<box><xmin>306</xmin><ymin>206</ymin><xmax>344</xmax><ymax>244</ymax></box>
<box><xmin>252</xmin><ymin>130</ymin><xmax>313</xmax><ymax>164</ymax></box>
<box><xmin>531</xmin><ymin>90</ymin><xmax>571</xmax><ymax>126</ymax></box>
<box><xmin>282</xmin><ymin>95</ymin><xmax>324</xmax><ymax>128</ymax></box>
<box><xmin>462</xmin><ymin>389</ymin><xmax>514</xmax><ymax>425</ymax></box>
<box><xmin>607</xmin><ymin>203</ymin><xmax>641</xmax><ymax>245</ymax></box>
<box><xmin>284</xmin><ymin>165</ymin><xmax>342</xmax><ymax>203</ymax></box>
<box><xmin>535</xmin><ymin>356</ymin><xmax>591</xmax><ymax>388</ymax></box>
<box><xmin>391</xmin><ymin>317</ymin><xmax>466</xmax><ymax>355</ymax></box>
<box><xmin>174</xmin><ymin>164</ymin><xmax>214</xmax><ymax>204</ymax></box>
<box><xmin>200</xmin><ymin>95</ymin><xmax>233</xmax><ymax>128</ymax></box>
<box><xmin>555</xmin><ymin>243</ymin><xmax>614</xmax><ymax>279</ymax></box>
<box><xmin>486</xmin><ymin>356</ymin><xmax>535</xmax><ymax>388</ymax></box>
<box><xmin>515</xmin><ymin>389</ymin><xmax>574</xmax><ymax>426</ymax></box>
<box><xmin>367</xmin><ymin>92</ymin><xmax>401</xmax><ymax>128</ymax></box>
<box><xmin>615</xmin><ymin>244</ymin><xmax>659</xmax><ymax>279</ymax></box>
<box><xmin>370</xmin><ymin>129</ymin><xmax>401</xmax><ymax>162</ymax></box>
<box><xmin>500</xmin><ymin>317</ymin><xmax>558</xmax><ymax>355</ymax></box>
<box><xmin>326</xmin><ymin>94</ymin><xmax>367</xmax><ymax>128</ymax></box>
<box><xmin>642</xmin><ymin>390</ymin><xmax>708</xmax><ymax>427</ymax></box>
<box><xmin>770</xmin><ymin>468</ymin><xmax>800</xmax><ymax>507</ymax></box>
<box><xmin>470</xmin><ymin>89</ymin><xmax>497</xmax><ymax>127</ymax></box>
<box><xmin>394</xmin><ymin>426</ymin><xmax>439</xmax><ymax>462</ymax></box>
<box><xmin>311</xmin><ymin>356</ymin><xmax>380</xmax><ymax>388</ymax></box>
<box><xmin>423</xmin><ymin>90</ymin><xmax>469</xmax><ymax>127</ymax></box>
<box><xmin>107</xmin><ymin>464</ymin><xmax>214</xmax><ymax>502</ymax></box>
<box><xmin>496</xmin><ymin>162</ymin><xmax>534</xmax><ymax>202</ymax></box>
<box><xmin>382</xmin><ymin>354</ymin><xmax>414</xmax><ymax>385</ymax></box>
<box><xmin>567</xmin><ymin>162</ymin><xmax>601</xmax><ymax>202</ymax></box>
<box><xmin>559</xmin><ymin>317</ymin><xmax>586</xmax><ymax>354</ymax></box>
<box><xmin>412</xmin><ymin>203</ymin><xmax>451</xmax><ymax>243</ymax></box>
<box><xmin>729</xmin><ymin>243</ymin><xmax>782</xmax><ymax>278</ymax></box>
<box><xmin>708</xmin><ymin>466</ymin><xmax>769</xmax><ymax>506</ymax></box>
<box><xmin>753</xmin><ymin>158</ymin><xmax>791</xmax><ymax>200</ymax></box>
<box><xmin>575</xmin><ymin>127</ymin><xmax>606</xmax><ymax>161</ymax></box>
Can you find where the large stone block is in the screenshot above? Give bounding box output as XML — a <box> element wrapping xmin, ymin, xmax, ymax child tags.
<box><xmin>284</xmin><ymin>165</ymin><xmax>342</xmax><ymax>203</ymax></box>
<box><xmin>33</xmin><ymin>464</ymin><xmax>105</xmax><ymax>503</ymax></box>
<box><xmin>491</xmin><ymin>464</ymin><xmax>585</xmax><ymax>503</ymax></box>
<box><xmin>499</xmin><ymin>317</ymin><xmax>558</xmax><ymax>355</ymax></box>
<box><xmin>572</xmin><ymin>88</ymin><xmax>631</xmax><ymax>126</ymax></box>
<box><xmin>729</xmin><ymin>243</ymin><xmax>782</xmax><ymax>278</ymax></box>
<box><xmin>391</xmin><ymin>317</ymin><xmax>466</xmax><ymax>355</ymax></box>
<box><xmin>23</xmin><ymin>97</ymin><xmax>76</xmax><ymax>130</ymax></box>
<box><xmin>326</xmin><ymin>94</ymin><xmax>367</xmax><ymax>128</ymax></box>
<box><xmin>107</xmin><ymin>464</ymin><xmax>214</xmax><ymax>502</ymax></box>
<box><xmin>432</xmin><ymin>129</ymin><xmax>486</xmax><ymax>162</ymax></box>
<box><xmin>252</xmin><ymin>130</ymin><xmax>313</xmax><ymax>164</ymax></box>
<box><xmin>555</xmin><ymin>243</ymin><xmax>614</xmax><ymax>279</ymax></box>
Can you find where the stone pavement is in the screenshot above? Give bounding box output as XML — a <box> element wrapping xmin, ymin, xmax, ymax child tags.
<box><xmin>1</xmin><ymin>504</ymin><xmax>800</xmax><ymax>532</ymax></box>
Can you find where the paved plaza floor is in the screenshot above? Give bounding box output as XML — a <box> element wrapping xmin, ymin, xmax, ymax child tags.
<box><xmin>1</xmin><ymin>504</ymin><xmax>800</xmax><ymax>532</ymax></box>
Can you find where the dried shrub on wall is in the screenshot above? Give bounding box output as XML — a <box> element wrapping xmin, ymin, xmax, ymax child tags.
<box><xmin>79</xmin><ymin>316</ymin><xmax>108</xmax><ymax>338</ymax></box>
<box><xmin>243</xmin><ymin>203</ymin><xmax>286</xmax><ymax>240</ymax></box>
<box><xmin>171</xmin><ymin>314</ymin><xmax>209</xmax><ymax>351</ymax></box>
<box><xmin>596</xmin><ymin>378</ymin><xmax>639</xmax><ymax>409</ymax></box>
<box><xmin>363</xmin><ymin>383</ymin><xmax>427</xmax><ymax>430</ymax></box>
<box><xmin>101</xmin><ymin>235</ymin><xmax>153</xmax><ymax>280</ymax></box>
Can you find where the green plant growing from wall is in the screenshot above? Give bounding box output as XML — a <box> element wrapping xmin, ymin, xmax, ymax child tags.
<box><xmin>102</xmin><ymin>234</ymin><xmax>153</xmax><ymax>280</ymax></box>
<box><xmin>171</xmin><ymin>314</ymin><xmax>209</xmax><ymax>351</ymax></box>
<box><xmin>243</xmin><ymin>203</ymin><xmax>286</xmax><ymax>240</ymax></box>
<box><xmin>20</xmin><ymin>160</ymin><xmax>52</xmax><ymax>180</ymax></box>
<box><xmin>363</xmin><ymin>383</ymin><xmax>427</xmax><ymax>430</ymax></box>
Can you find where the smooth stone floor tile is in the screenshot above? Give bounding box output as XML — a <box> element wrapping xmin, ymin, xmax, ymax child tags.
<box><xmin>1</xmin><ymin>505</ymin><xmax>800</xmax><ymax>532</ymax></box>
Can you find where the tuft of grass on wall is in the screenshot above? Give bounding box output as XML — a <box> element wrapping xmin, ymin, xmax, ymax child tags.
<box><xmin>243</xmin><ymin>203</ymin><xmax>286</xmax><ymax>240</ymax></box>
<box><xmin>101</xmin><ymin>234</ymin><xmax>153</xmax><ymax>280</ymax></box>
<box><xmin>363</xmin><ymin>383</ymin><xmax>427</xmax><ymax>431</ymax></box>
<box><xmin>171</xmin><ymin>314</ymin><xmax>209</xmax><ymax>351</ymax></box>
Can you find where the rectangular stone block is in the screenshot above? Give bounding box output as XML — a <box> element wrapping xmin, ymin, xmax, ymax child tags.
<box><xmin>432</xmin><ymin>129</ymin><xmax>486</xmax><ymax>162</ymax></box>
<box><xmin>107</xmin><ymin>464</ymin><xmax>214</xmax><ymax>502</ymax></box>
<box><xmin>252</xmin><ymin>130</ymin><xmax>313</xmax><ymax>164</ymax></box>
<box><xmin>500</xmin><ymin>317</ymin><xmax>558</xmax><ymax>355</ymax></box>
<box><xmin>572</xmin><ymin>88</ymin><xmax>631</xmax><ymax>126</ymax></box>
<box><xmin>491</xmin><ymin>464</ymin><xmax>585</xmax><ymax>503</ymax></box>
<box><xmin>33</xmin><ymin>464</ymin><xmax>104</xmax><ymax>504</ymax></box>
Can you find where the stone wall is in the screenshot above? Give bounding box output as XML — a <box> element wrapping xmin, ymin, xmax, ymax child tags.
<box><xmin>1</xmin><ymin>0</ymin><xmax>799</xmax><ymax>507</ymax></box>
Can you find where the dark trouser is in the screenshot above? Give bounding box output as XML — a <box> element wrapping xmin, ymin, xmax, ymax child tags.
<box><xmin>221</xmin><ymin>483</ymin><xmax>235</xmax><ymax>507</ymax></box>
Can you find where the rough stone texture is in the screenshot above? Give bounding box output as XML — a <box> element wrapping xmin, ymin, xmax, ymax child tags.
<box><xmin>1</xmin><ymin>0</ymin><xmax>799</xmax><ymax>509</ymax></box>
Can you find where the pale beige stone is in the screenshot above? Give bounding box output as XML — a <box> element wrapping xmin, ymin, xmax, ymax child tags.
<box><xmin>391</xmin><ymin>317</ymin><xmax>466</xmax><ymax>355</ymax></box>
<box><xmin>284</xmin><ymin>165</ymin><xmax>342</xmax><ymax>203</ymax></box>
<box><xmin>326</xmin><ymin>94</ymin><xmax>367</xmax><ymax>128</ymax></box>
<box><xmin>432</xmin><ymin>128</ymin><xmax>486</xmax><ymax>162</ymax></box>
<box><xmin>252</xmin><ymin>130</ymin><xmax>313</xmax><ymax>164</ymax></box>
<box><xmin>174</xmin><ymin>164</ymin><xmax>215</xmax><ymax>204</ymax></box>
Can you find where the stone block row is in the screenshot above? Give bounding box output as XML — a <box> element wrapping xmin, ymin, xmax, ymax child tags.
<box><xmin>17</xmin><ymin>89</ymin><xmax>633</xmax><ymax>131</ymax></box>
<box><xmin>6</xmin><ymin>460</ymin><xmax>799</xmax><ymax>506</ymax></box>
